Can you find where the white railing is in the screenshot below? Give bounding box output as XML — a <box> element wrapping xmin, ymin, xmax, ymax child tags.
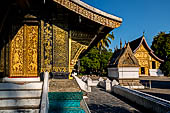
<box><xmin>40</xmin><ymin>72</ymin><xmax>49</xmax><ymax>113</ymax></box>
<box><xmin>73</xmin><ymin>75</ymin><xmax>91</xmax><ymax>92</ymax></box>
<box><xmin>81</xmin><ymin>99</ymin><xmax>91</xmax><ymax>113</ymax></box>
<box><xmin>113</xmin><ymin>85</ymin><xmax>170</xmax><ymax>113</ymax></box>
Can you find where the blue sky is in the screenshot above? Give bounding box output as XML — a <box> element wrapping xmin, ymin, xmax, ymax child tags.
<box><xmin>81</xmin><ymin>0</ymin><xmax>170</xmax><ymax>50</ymax></box>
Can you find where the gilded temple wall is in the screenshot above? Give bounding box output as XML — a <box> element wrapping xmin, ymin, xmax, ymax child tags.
<box><xmin>0</xmin><ymin>20</ymin><xmax>92</xmax><ymax>78</ymax></box>
<box><xmin>134</xmin><ymin>44</ymin><xmax>161</xmax><ymax>76</ymax></box>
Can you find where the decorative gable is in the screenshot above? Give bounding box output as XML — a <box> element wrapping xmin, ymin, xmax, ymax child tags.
<box><xmin>118</xmin><ymin>44</ymin><xmax>139</xmax><ymax>67</ymax></box>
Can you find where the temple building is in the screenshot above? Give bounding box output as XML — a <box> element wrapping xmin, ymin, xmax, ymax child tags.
<box><xmin>108</xmin><ymin>43</ymin><xmax>143</xmax><ymax>88</ymax></box>
<box><xmin>0</xmin><ymin>0</ymin><xmax>122</xmax><ymax>112</ymax></box>
<box><xmin>0</xmin><ymin>0</ymin><xmax>122</xmax><ymax>80</ymax></box>
<box><xmin>109</xmin><ymin>35</ymin><xmax>164</xmax><ymax>79</ymax></box>
<box><xmin>129</xmin><ymin>35</ymin><xmax>164</xmax><ymax>76</ymax></box>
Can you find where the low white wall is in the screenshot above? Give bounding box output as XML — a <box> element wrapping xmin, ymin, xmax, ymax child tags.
<box><xmin>149</xmin><ymin>69</ymin><xmax>164</xmax><ymax>76</ymax></box>
<box><xmin>112</xmin><ymin>85</ymin><xmax>170</xmax><ymax>113</ymax></box>
<box><xmin>87</xmin><ymin>79</ymin><xmax>99</xmax><ymax>87</ymax></box>
<box><xmin>118</xmin><ymin>67</ymin><xmax>139</xmax><ymax>79</ymax></box>
<box><xmin>108</xmin><ymin>67</ymin><xmax>139</xmax><ymax>79</ymax></box>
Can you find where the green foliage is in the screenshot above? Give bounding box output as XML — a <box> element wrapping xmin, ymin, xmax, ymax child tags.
<box><xmin>151</xmin><ymin>32</ymin><xmax>170</xmax><ymax>75</ymax></box>
<box><xmin>79</xmin><ymin>47</ymin><xmax>112</xmax><ymax>76</ymax></box>
<box><xmin>97</xmin><ymin>32</ymin><xmax>114</xmax><ymax>50</ymax></box>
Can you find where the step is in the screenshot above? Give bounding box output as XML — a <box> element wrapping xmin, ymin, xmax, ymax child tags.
<box><xmin>49</xmin><ymin>107</ymin><xmax>85</xmax><ymax>113</ymax></box>
<box><xmin>0</xmin><ymin>82</ymin><xmax>43</xmax><ymax>90</ymax></box>
<box><xmin>0</xmin><ymin>99</ymin><xmax>40</xmax><ymax>107</ymax></box>
<box><xmin>2</xmin><ymin>77</ymin><xmax>40</xmax><ymax>82</ymax></box>
<box><xmin>49</xmin><ymin>100</ymin><xmax>81</xmax><ymax>108</ymax></box>
<box><xmin>48</xmin><ymin>92</ymin><xmax>83</xmax><ymax>100</ymax></box>
<box><xmin>49</xmin><ymin>79</ymin><xmax>81</xmax><ymax>92</ymax></box>
<box><xmin>0</xmin><ymin>90</ymin><xmax>41</xmax><ymax>99</ymax></box>
<box><xmin>0</xmin><ymin>109</ymin><xmax>39</xmax><ymax>113</ymax></box>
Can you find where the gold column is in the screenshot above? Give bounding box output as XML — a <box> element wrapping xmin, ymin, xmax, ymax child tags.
<box><xmin>69</xmin><ymin>31</ymin><xmax>73</xmax><ymax>79</ymax></box>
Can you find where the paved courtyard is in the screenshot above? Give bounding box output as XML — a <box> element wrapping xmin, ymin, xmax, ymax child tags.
<box><xmin>85</xmin><ymin>87</ymin><xmax>144</xmax><ymax>113</ymax></box>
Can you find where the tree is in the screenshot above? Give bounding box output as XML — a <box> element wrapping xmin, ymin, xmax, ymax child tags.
<box><xmin>79</xmin><ymin>47</ymin><xmax>112</xmax><ymax>76</ymax></box>
<box><xmin>151</xmin><ymin>32</ymin><xmax>170</xmax><ymax>75</ymax></box>
<box><xmin>97</xmin><ymin>32</ymin><xmax>114</xmax><ymax>50</ymax></box>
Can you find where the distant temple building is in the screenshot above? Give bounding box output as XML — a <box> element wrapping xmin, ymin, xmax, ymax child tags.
<box><xmin>129</xmin><ymin>35</ymin><xmax>164</xmax><ymax>76</ymax></box>
<box><xmin>108</xmin><ymin>43</ymin><xmax>143</xmax><ymax>88</ymax></box>
<box><xmin>108</xmin><ymin>35</ymin><xmax>164</xmax><ymax>79</ymax></box>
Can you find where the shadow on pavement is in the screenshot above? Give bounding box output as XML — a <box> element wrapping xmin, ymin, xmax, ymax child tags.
<box><xmin>88</xmin><ymin>103</ymin><xmax>139</xmax><ymax>113</ymax></box>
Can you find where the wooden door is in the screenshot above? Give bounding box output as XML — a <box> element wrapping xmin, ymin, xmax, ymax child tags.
<box><xmin>10</xmin><ymin>25</ymin><xmax>38</xmax><ymax>77</ymax></box>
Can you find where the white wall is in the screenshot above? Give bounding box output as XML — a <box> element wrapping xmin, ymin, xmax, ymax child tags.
<box><xmin>108</xmin><ymin>67</ymin><xmax>139</xmax><ymax>79</ymax></box>
<box><xmin>118</xmin><ymin>67</ymin><xmax>139</xmax><ymax>79</ymax></box>
<box><xmin>149</xmin><ymin>69</ymin><xmax>164</xmax><ymax>76</ymax></box>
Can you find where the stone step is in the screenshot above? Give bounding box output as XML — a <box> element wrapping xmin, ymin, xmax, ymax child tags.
<box><xmin>49</xmin><ymin>100</ymin><xmax>81</xmax><ymax>108</ymax></box>
<box><xmin>49</xmin><ymin>107</ymin><xmax>85</xmax><ymax>113</ymax></box>
<box><xmin>0</xmin><ymin>106</ymin><xmax>39</xmax><ymax>110</ymax></box>
<box><xmin>0</xmin><ymin>90</ymin><xmax>42</xmax><ymax>99</ymax></box>
<box><xmin>0</xmin><ymin>109</ymin><xmax>39</xmax><ymax>113</ymax></box>
<box><xmin>0</xmin><ymin>82</ymin><xmax>43</xmax><ymax>90</ymax></box>
<box><xmin>0</xmin><ymin>99</ymin><xmax>40</xmax><ymax>107</ymax></box>
<box><xmin>2</xmin><ymin>77</ymin><xmax>40</xmax><ymax>82</ymax></box>
<box><xmin>49</xmin><ymin>79</ymin><xmax>81</xmax><ymax>92</ymax></box>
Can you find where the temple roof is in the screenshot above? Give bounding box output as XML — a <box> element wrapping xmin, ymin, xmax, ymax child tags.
<box><xmin>109</xmin><ymin>43</ymin><xmax>139</xmax><ymax>67</ymax></box>
<box><xmin>53</xmin><ymin>0</ymin><xmax>122</xmax><ymax>28</ymax></box>
<box><xmin>129</xmin><ymin>36</ymin><xmax>164</xmax><ymax>62</ymax></box>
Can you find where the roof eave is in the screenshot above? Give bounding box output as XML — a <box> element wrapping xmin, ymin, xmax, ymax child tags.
<box><xmin>70</xmin><ymin>0</ymin><xmax>123</xmax><ymax>22</ymax></box>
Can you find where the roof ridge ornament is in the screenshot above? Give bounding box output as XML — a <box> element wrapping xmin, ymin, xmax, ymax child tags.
<box><xmin>143</xmin><ymin>31</ymin><xmax>145</xmax><ymax>37</ymax></box>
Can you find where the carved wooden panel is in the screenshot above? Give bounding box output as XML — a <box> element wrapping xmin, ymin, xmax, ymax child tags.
<box><xmin>10</xmin><ymin>25</ymin><xmax>38</xmax><ymax>77</ymax></box>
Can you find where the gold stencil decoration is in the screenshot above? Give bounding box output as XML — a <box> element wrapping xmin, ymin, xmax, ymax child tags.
<box><xmin>40</xmin><ymin>22</ymin><xmax>53</xmax><ymax>72</ymax></box>
<box><xmin>71</xmin><ymin>40</ymin><xmax>87</xmax><ymax>66</ymax></box>
<box><xmin>10</xmin><ymin>27</ymin><xmax>24</xmax><ymax>76</ymax></box>
<box><xmin>10</xmin><ymin>25</ymin><xmax>38</xmax><ymax>77</ymax></box>
<box><xmin>0</xmin><ymin>46</ymin><xmax>5</xmax><ymax>73</ymax></box>
<box><xmin>53</xmin><ymin>25</ymin><xmax>68</xmax><ymax>72</ymax></box>
<box><xmin>25</xmin><ymin>26</ymin><xmax>38</xmax><ymax>75</ymax></box>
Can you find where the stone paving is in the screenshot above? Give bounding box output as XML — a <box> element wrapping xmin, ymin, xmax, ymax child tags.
<box><xmin>85</xmin><ymin>87</ymin><xmax>143</xmax><ymax>113</ymax></box>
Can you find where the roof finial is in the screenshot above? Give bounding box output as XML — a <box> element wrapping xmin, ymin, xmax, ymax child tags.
<box><xmin>120</xmin><ymin>38</ymin><xmax>122</xmax><ymax>49</ymax></box>
<box><xmin>143</xmin><ymin>30</ymin><xmax>145</xmax><ymax>37</ymax></box>
<box><xmin>124</xmin><ymin>41</ymin><xmax>127</xmax><ymax>48</ymax></box>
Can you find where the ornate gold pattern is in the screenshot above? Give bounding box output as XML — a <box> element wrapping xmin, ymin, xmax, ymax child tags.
<box><xmin>40</xmin><ymin>22</ymin><xmax>53</xmax><ymax>72</ymax></box>
<box><xmin>117</xmin><ymin>44</ymin><xmax>139</xmax><ymax>67</ymax></box>
<box><xmin>53</xmin><ymin>0</ymin><xmax>121</xmax><ymax>28</ymax></box>
<box><xmin>71</xmin><ymin>31</ymin><xmax>94</xmax><ymax>46</ymax></box>
<box><xmin>10</xmin><ymin>27</ymin><xmax>24</xmax><ymax>76</ymax></box>
<box><xmin>0</xmin><ymin>46</ymin><xmax>5</xmax><ymax>72</ymax></box>
<box><xmin>44</xmin><ymin>23</ymin><xmax>53</xmax><ymax>68</ymax></box>
<box><xmin>134</xmin><ymin>44</ymin><xmax>161</xmax><ymax>75</ymax></box>
<box><xmin>70</xmin><ymin>31</ymin><xmax>91</xmax><ymax>67</ymax></box>
<box><xmin>10</xmin><ymin>25</ymin><xmax>38</xmax><ymax>77</ymax></box>
<box><xmin>25</xmin><ymin>26</ymin><xmax>38</xmax><ymax>75</ymax></box>
<box><xmin>53</xmin><ymin>25</ymin><xmax>69</xmax><ymax>72</ymax></box>
<box><xmin>71</xmin><ymin>40</ymin><xmax>87</xmax><ymax>66</ymax></box>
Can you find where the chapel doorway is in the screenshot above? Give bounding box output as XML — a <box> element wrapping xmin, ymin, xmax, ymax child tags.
<box><xmin>141</xmin><ymin>67</ymin><xmax>145</xmax><ymax>74</ymax></box>
<box><xmin>9</xmin><ymin>25</ymin><xmax>38</xmax><ymax>77</ymax></box>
